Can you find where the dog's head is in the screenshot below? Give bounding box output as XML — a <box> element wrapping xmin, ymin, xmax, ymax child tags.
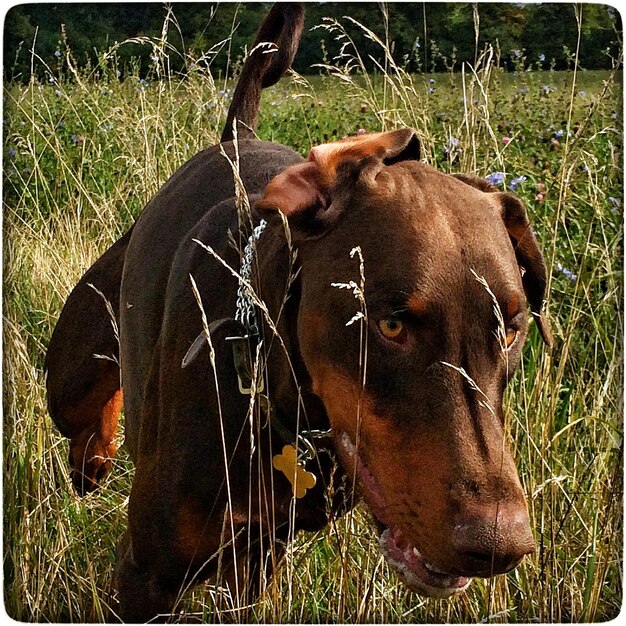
<box><xmin>257</xmin><ymin>130</ymin><xmax>552</xmax><ymax>597</ymax></box>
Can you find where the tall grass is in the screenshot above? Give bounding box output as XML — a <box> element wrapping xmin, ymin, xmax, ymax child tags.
<box><xmin>3</xmin><ymin>7</ymin><xmax>623</xmax><ymax>622</ymax></box>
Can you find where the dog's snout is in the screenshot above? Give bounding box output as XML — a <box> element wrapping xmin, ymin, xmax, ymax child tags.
<box><xmin>451</xmin><ymin>506</ymin><xmax>535</xmax><ymax>576</ymax></box>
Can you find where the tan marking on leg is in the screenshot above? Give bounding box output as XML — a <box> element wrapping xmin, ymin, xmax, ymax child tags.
<box><xmin>69</xmin><ymin>388</ymin><xmax>122</xmax><ymax>494</ymax></box>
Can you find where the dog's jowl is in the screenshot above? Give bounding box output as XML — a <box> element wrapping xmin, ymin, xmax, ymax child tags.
<box><xmin>45</xmin><ymin>2</ymin><xmax>552</xmax><ymax>621</ymax></box>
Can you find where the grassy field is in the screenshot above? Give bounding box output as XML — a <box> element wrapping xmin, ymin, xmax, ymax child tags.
<box><xmin>3</xmin><ymin>13</ymin><xmax>623</xmax><ymax>623</ymax></box>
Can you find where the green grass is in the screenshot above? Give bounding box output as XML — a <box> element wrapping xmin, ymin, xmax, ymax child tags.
<box><xmin>3</xmin><ymin>12</ymin><xmax>623</xmax><ymax>623</ymax></box>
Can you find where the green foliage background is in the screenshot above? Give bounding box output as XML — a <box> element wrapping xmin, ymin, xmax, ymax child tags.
<box><xmin>4</xmin><ymin>2</ymin><xmax>622</xmax><ymax>82</ymax></box>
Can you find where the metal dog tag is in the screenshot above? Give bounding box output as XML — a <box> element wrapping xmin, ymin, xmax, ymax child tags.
<box><xmin>272</xmin><ymin>444</ymin><xmax>317</xmax><ymax>498</ymax></box>
<box><xmin>225</xmin><ymin>334</ymin><xmax>264</xmax><ymax>395</ymax></box>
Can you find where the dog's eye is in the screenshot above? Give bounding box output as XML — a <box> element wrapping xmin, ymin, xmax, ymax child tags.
<box><xmin>378</xmin><ymin>317</ymin><xmax>407</xmax><ymax>342</ymax></box>
<box><xmin>504</xmin><ymin>327</ymin><xmax>518</xmax><ymax>349</ymax></box>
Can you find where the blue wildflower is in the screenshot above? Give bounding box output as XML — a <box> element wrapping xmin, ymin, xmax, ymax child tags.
<box><xmin>578</xmin><ymin>90</ymin><xmax>586</xmax><ymax>97</ymax></box>
<box><xmin>54</xmin><ymin>50</ymin><xmax>61</xmax><ymax>58</ymax></box>
<box><xmin>486</xmin><ymin>172</ymin><xmax>505</xmax><ymax>186</ymax></box>
<box><xmin>513</xmin><ymin>49</ymin><xmax>522</xmax><ymax>58</ymax></box>
<box><xmin>509</xmin><ymin>175</ymin><xmax>527</xmax><ymax>191</ymax></box>
<box><xmin>415</xmin><ymin>41</ymin><xmax>421</xmax><ymax>49</ymax></box>
<box><xmin>444</xmin><ymin>137</ymin><xmax>460</xmax><ymax>155</ymax></box>
<box><xmin>71</xmin><ymin>134</ymin><xmax>78</xmax><ymax>143</ymax></box>
<box><xmin>556</xmin><ymin>262</ymin><xmax>577</xmax><ymax>282</ymax></box>
<box><xmin>555</xmin><ymin>129</ymin><xmax>564</xmax><ymax>138</ymax></box>
<box><xmin>8</xmin><ymin>148</ymin><xmax>16</xmax><ymax>157</ymax></box>
<box><xmin>542</xmin><ymin>85</ymin><xmax>550</xmax><ymax>94</ymax></box>
<box><xmin>150</xmin><ymin>55</ymin><xmax>159</xmax><ymax>63</ymax></box>
<box><xmin>429</xmin><ymin>78</ymin><xmax>435</xmax><ymax>84</ymax></box>
<box><xmin>520</xmin><ymin>86</ymin><xmax>528</xmax><ymax>94</ymax></box>
<box><xmin>539</xmin><ymin>53</ymin><xmax>546</xmax><ymax>62</ymax></box>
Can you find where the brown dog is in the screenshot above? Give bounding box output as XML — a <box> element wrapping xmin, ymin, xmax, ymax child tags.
<box><xmin>45</xmin><ymin>3</ymin><xmax>553</xmax><ymax>621</ymax></box>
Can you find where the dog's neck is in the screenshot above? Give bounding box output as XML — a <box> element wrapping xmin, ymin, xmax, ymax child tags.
<box><xmin>254</xmin><ymin>218</ymin><xmax>332</xmax><ymax>437</ymax></box>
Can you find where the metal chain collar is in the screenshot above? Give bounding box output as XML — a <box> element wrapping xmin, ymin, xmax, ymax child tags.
<box><xmin>232</xmin><ymin>218</ymin><xmax>332</xmax><ymax>467</ymax></box>
<box><xmin>235</xmin><ymin>218</ymin><xmax>267</xmax><ymax>336</ymax></box>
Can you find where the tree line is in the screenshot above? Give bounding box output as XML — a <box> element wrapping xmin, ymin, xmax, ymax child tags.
<box><xmin>4</xmin><ymin>2</ymin><xmax>622</xmax><ymax>82</ymax></box>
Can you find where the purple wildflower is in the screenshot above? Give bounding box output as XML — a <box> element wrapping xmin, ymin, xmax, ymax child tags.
<box><xmin>509</xmin><ymin>175</ymin><xmax>527</xmax><ymax>191</ymax></box>
<box><xmin>486</xmin><ymin>172</ymin><xmax>505</xmax><ymax>186</ymax></box>
<box><xmin>444</xmin><ymin>137</ymin><xmax>460</xmax><ymax>155</ymax></box>
<box><xmin>556</xmin><ymin>262</ymin><xmax>578</xmax><ymax>282</ymax></box>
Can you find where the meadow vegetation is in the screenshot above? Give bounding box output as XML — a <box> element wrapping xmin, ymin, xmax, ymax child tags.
<box><xmin>3</xmin><ymin>8</ymin><xmax>623</xmax><ymax>622</ymax></box>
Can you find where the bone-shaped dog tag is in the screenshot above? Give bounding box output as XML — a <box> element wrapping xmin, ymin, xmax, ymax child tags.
<box><xmin>272</xmin><ymin>444</ymin><xmax>316</xmax><ymax>498</ymax></box>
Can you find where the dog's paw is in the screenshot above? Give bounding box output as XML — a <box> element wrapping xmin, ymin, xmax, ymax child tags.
<box><xmin>68</xmin><ymin>430</ymin><xmax>117</xmax><ymax>496</ymax></box>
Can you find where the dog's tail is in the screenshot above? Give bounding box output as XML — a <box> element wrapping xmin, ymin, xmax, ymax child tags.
<box><xmin>220</xmin><ymin>3</ymin><xmax>304</xmax><ymax>143</ymax></box>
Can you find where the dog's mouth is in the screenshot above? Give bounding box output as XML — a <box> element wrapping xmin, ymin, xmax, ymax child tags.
<box><xmin>335</xmin><ymin>431</ymin><xmax>472</xmax><ymax>598</ymax></box>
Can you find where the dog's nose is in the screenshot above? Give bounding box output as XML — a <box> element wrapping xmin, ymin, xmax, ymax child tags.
<box><xmin>451</xmin><ymin>506</ymin><xmax>535</xmax><ymax>576</ymax></box>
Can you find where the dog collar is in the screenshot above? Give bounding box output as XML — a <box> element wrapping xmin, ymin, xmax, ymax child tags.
<box><xmin>235</xmin><ymin>218</ymin><xmax>267</xmax><ymax>337</ymax></box>
<box><xmin>182</xmin><ymin>220</ymin><xmax>331</xmax><ymax>498</ymax></box>
<box><xmin>182</xmin><ymin>319</ymin><xmax>323</xmax><ymax>494</ymax></box>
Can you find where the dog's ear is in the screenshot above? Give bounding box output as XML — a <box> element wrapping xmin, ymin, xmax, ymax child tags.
<box><xmin>255</xmin><ymin>160</ymin><xmax>339</xmax><ymax>240</ymax></box>
<box><xmin>256</xmin><ymin>129</ymin><xmax>420</xmax><ymax>239</ymax></box>
<box><xmin>498</xmin><ymin>193</ymin><xmax>554</xmax><ymax>347</ymax></box>
<box><xmin>308</xmin><ymin>128</ymin><xmax>420</xmax><ymax>177</ymax></box>
<box><xmin>454</xmin><ymin>174</ymin><xmax>554</xmax><ymax>348</ymax></box>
